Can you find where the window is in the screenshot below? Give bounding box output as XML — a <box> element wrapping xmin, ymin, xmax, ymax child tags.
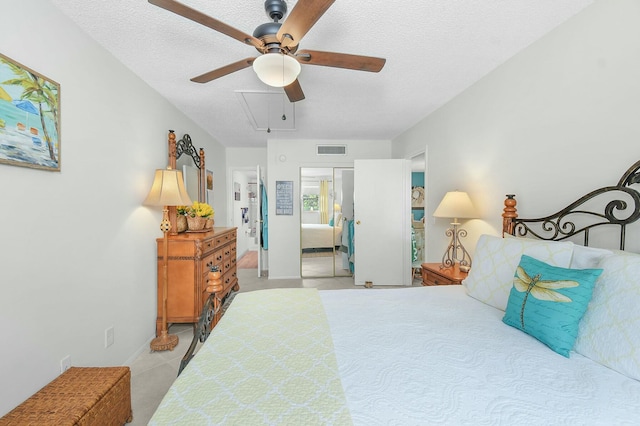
<box><xmin>302</xmin><ymin>194</ymin><xmax>319</xmax><ymax>211</ymax></box>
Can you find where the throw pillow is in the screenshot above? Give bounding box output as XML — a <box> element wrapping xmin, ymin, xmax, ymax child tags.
<box><xmin>462</xmin><ymin>234</ymin><xmax>574</xmax><ymax>311</ymax></box>
<box><xmin>574</xmin><ymin>251</ymin><xmax>640</xmax><ymax>380</ymax></box>
<box><xmin>502</xmin><ymin>255</ymin><xmax>602</xmax><ymax>357</ymax></box>
<box><xmin>569</xmin><ymin>244</ymin><xmax>613</xmax><ymax>269</ymax></box>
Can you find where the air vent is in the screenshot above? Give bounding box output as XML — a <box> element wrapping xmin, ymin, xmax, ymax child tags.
<box><xmin>316</xmin><ymin>145</ymin><xmax>347</xmax><ymax>155</ymax></box>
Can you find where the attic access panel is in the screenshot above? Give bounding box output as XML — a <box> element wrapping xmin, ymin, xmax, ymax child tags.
<box><xmin>236</xmin><ymin>90</ymin><xmax>296</xmax><ymax>132</ymax></box>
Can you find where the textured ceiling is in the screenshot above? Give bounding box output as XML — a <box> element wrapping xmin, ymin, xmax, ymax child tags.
<box><xmin>50</xmin><ymin>0</ymin><xmax>594</xmax><ymax>148</ymax></box>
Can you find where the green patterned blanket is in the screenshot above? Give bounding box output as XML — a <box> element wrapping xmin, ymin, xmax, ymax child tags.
<box><xmin>149</xmin><ymin>288</ymin><xmax>352</xmax><ymax>425</ymax></box>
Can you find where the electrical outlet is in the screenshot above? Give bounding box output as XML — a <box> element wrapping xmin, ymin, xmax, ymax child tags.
<box><xmin>105</xmin><ymin>326</ymin><xmax>114</xmax><ymax>348</ymax></box>
<box><xmin>60</xmin><ymin>355</ymin><xmax>71</xmax><ymax>373</ymax></box>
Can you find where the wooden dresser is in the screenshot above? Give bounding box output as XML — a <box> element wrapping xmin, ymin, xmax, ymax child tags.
<box><xmin>156</xmin><ymin>227</ymin><xmax>238</xmax><ymax>336</ymax></box>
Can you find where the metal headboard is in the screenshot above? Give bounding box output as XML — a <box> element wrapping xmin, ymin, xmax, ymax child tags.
<box><xmin>502</xmin><ymin>160</ymin><xmax>640</xmax><ymax>250</ymax></box>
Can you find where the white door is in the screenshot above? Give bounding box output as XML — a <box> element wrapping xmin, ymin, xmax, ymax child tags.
<box><xmin>354</xmin><ymin>159</ymin><xmax>411</xmax><ymax>286</ymax></box>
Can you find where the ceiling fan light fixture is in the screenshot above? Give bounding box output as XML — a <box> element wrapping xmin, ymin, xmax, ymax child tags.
<box><xmin>253</xmin><ymin>53</ymin><xmax>301</xmax><ymax>87</ymax></box>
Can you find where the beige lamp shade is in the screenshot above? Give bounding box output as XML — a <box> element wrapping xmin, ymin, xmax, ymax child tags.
<box><xmin>253</xmin><ymin>53</ymin><xmax>301</xmax><ymax>87</ymax></box>
<box><xmin>143</xmin><ymin>168</ymin><xmax>193</xmax><ymax>207</ymax></box>
<box><xmin>433</xmin><ymin>191</ymin><xmax>477</xmax><ymax>219</ymax></box>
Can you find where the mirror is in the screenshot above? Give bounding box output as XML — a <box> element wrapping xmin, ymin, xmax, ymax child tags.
<box><xmin>169</xmin><ymin>132</ymin><xmax>205</xmax><ymax>203</ymax></box>
<box><xmin>166</xmin><ymin>131</ymin><xmax>205</xmax><ymax>234</ymax></box>
<box><xmin>300</xmin><ymin>167</ymin><xmax>353</xmax><ymax>278</ymax></box>
<box><xmin>177</xmin><ymin>160</ymin><xmax>199</xmax><ymax>204</ymax></box>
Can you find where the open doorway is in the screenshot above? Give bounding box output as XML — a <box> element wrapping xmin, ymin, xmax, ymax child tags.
<box><xmin>410</xmin><ymin>151</ymin><xmax>427</xmax><ymax>279</ymax></box>
<box><xmin>300</xmin><ymin>167</ymin><xmax>353</xmax><ymax>278</ymax></box>
<box><xmin>231</xmin><ymin>168</ymin><xmax>260</xmax><ymax>270</ymax></box>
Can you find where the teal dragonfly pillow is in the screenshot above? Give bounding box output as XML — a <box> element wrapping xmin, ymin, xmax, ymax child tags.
<box><xmin>502</xmin><ymin>255</ymin><xmax>602</xmax><ymax>357</ymax></box>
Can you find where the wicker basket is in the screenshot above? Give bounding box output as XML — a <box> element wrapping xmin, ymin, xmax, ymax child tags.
<box><xmin>176</xmin><ymin>215</ymin><xmax>188</xmax><ymax>233</ymax></box>
<box><xmin>1</xmin><ymin>367</ymin><xmax>132</xmax><ymax>425</ymax></box>
<box><xmin>187</xmin><ymin>216</ymin><xmax>207</xmax><ymax>231</ymax></box>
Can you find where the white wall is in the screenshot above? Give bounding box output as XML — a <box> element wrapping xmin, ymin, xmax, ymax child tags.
<box><xmin>0</xmin><ymin>0</ymin><xmax>227</xmax><ymax>415</ymax></box>
<box><xmin>393</xmin><ymin>0</ymin><xmax>640</xmax><ymax>260</ymax></box>
<box><xmin>266</xmin><ymin>139</ymin><xmax>392</xmax><ymax>278</ymax></box>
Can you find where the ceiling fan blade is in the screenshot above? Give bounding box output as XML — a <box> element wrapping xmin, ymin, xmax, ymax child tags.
<box><xmin>296</xmin><ymin>49</ymin><xmax>386</xmax><ymax>72</ymax></box>
<box><xmin>277</xmin><ymin>0</ymin><xmax>335</xmax><ymax>49</ymax></box>
<box><xmin>284</xmin><ymin>79</ymin><xmax>305</xmax><ymax>102</ymax></box>
<box><xmin>148</xmin><ymin>0</ymin><xmax>263</xmax><ymax>50</ymax></box>
<box><xmin>191</xmin><ymin>58</ymin><xmax>256</xmax><ymax>83</ymax></box>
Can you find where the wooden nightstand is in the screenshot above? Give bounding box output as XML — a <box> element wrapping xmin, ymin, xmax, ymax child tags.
<box><xmin>421</xmin><ymin>263</ymin><xmax>468</xmax><ymax>286</ymax></box>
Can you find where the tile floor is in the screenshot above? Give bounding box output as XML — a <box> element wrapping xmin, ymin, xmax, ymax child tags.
<box><xmin>127</xmin><ymin>265</ymin><xmax>422</xmax><ymax>424</ymax></box>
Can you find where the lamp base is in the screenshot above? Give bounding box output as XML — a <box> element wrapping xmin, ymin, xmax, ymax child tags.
<box><xmin>440</xmin><ymin>223</ymin><xmax>472</xmax><ymax>271</ymax></box>
<box><xmin>150</xmin><ymin>330</ymin><xmax>179</xmax><ymax>351</ymax></box>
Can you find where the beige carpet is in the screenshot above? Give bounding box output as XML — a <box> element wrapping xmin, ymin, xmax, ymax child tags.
<box><xmin>302</xmin><ymin>251</ymin><xmax>335</xmax><ymax>258</ymax></box>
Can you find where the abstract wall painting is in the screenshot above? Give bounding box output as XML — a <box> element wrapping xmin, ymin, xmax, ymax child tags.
<box><xmin>0</xmin><ymin>53</ymin><xmax>61</xmax><ymax>171</ymax></box>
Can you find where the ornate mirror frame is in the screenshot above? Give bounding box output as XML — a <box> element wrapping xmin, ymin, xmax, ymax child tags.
<box><xmin>167</xmin><ymin>130</ymin><xmax>205</xmax><ymax>234</ymax></box>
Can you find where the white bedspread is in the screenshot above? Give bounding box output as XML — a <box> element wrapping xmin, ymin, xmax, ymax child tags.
<box><xmin>301</xmin><ymin>223</ymin><xmax>342</xmax><ymax>249</ymax></box>
<box><xmin>320</xmin><ymin>286</ymin><xmax>640</xmax><ymax>426</ymax></box>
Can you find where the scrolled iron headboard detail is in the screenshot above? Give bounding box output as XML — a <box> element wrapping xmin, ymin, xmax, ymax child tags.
<box><xmin>502</xmin><ymin>160</ymin><xmax>640</xmax><ymax>250</ymax></box>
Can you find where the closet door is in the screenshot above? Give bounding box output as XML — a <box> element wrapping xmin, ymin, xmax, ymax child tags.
<box><xmin>353</xmin><ymin>159</ymin><xmax>411</xmax><ymax>286</ymax></box>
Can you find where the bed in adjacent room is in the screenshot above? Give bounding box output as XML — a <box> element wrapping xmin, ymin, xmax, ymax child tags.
<box><xmin>150</xmin><ymin>160</ymin><xmax>640</xmax><ymax>425</ymax></box>
<box><xmin>301</xmin><ymin>220</ymin><xmax>342</xmax><ymax>250</ymax></box>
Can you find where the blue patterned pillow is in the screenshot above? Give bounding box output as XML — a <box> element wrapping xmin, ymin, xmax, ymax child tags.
<box><xmin>502</xmin><ymin>255</ymin><xmax>602</xmax><ymax>357</ymax></box>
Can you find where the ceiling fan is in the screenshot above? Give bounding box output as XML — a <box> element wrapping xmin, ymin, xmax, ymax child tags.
<box><xmin>148</xmin><ymin>0</ymin><xmax>386</xmax><ymax>102</ymax></box>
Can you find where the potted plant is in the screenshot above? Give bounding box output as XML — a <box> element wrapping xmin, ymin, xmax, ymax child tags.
<box><xmin>185</xmin><ymin>201</ymin><xmax>214</xmax><ymax>231</ymax></box>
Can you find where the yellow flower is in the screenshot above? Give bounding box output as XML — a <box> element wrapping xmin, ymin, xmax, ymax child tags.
<box><xmin>187</xmin><ymin>201</ymin><xmax>214</xmax><ymax>218</ymax></box>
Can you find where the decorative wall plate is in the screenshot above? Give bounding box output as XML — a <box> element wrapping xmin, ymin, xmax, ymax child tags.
<box><xmin>412</xmin><ymin>186</ymin><xmax>425</xmax><ymax>207</ymax></box>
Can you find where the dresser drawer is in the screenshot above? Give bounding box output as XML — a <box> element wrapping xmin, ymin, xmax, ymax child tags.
<box><xmin>421</xmin><ymin>263</ymin><xmax>467</xmax><ymax>286</ymax></box>
<box><xmin>214</xmin><ymin>248</ymin><xmax>224</xmax><ymax>264</ymax></box>
<box><xmin>423</xmin><ymin>270</ymin><xmax>451</xmax><ymax>286</ymax></box>
<box><xmin>202</xmin><ymin>253</ymin><xmax>216</xmax><ymax>272</ymax></box>
<box><xmin>215</xmin><ymin>232</ymin><xmax>235</xmax><ymax>246</ymax></box>
<box><xmin>223</xmin><ymin>268</ymin><xmax>237</xmax><ymax>289</ymax></box>
<box><xmin>223</xmin><ymin>246</ymin><xmax>233</xmax><ymax>261</ymax></box>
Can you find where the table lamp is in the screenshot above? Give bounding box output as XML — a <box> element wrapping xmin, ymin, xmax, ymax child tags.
<box><xmin>433</xmin><ymin>191</ymin><xmax>477</xmax><ymax>272</ymax></box>
<box><xmin>144</xmin><ymin>167</ymin><xmax>192</xmax><ymax>351</ymax></box>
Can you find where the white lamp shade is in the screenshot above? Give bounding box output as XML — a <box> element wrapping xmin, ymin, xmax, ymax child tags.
<box><xmin>252</xmin><ymin>53</ymin><xmax>301</xmax><ymax>87</ymax></box>
<box><xmin>433</xmin><ymin>191</ymin><xmax>477</xmax><ymax>219</ymax></box>
<box><xmin>143</xmin><ymin>168</ymin><xmax>193</xmax><ymax>207</ymax></box>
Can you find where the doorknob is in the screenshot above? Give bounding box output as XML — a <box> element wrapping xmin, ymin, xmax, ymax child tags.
<box><xmin>356</xmin><ymin>220</ymin><xmax>361</xmax><ymax>225</ymax></box>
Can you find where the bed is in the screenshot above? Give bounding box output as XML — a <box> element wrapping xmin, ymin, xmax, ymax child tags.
<box><xmin>150</xmin><ymin>160</ymin><xmax>640</xmax><ymax>425</ymax></box>
<box><xmin>301</xmin><ymin>221</ymin><xmax>342</xmax><ymax>250</ymax></box>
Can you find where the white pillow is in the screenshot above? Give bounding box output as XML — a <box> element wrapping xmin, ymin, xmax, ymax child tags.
<box><xmin>462</xmin><ymin>234</ymin><xmax>574</xmax><ymax>311</ymax></box>
<box><xmin>574</xmin><ymin>251</ymin><xmax>640</xmax><ymax>381</ymax></box>
<box><xmin>504</xmin><ymin>234</ymin><xmax>612</xmax><ymax>268</ymax></box>
<box><xmin>569</xmin><ymin>244</ymin><xmax>613</xmax><ymax>269</ymax></box>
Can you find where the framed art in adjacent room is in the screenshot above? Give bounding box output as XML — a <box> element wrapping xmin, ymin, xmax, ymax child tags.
<box><xmin>206</xmin><ymin>169</ymin><xmax>214</xmax><ymax>204</ymax></box>
<box><xmin>234</xmin><ymin>182</ymin><xmax>241</xmax><ymax>201</ymax></box>
<box><xmin>0</xmin><ymin>53</ymin><xmax>61</xmax><ymax>171</ymax></box>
